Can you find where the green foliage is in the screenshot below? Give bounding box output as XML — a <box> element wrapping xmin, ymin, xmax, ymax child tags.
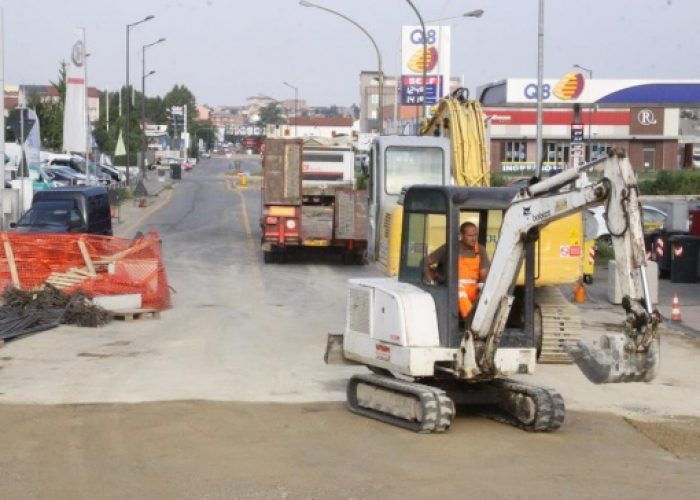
<box><xmin>490</xmin><ymin>173</ymin><xmax>507</xmax><ymax>187</ymax></box>
<box><xmin>163</xmin><ymin>84</ymin><xmax>197</xmax><ymax>139</ymax></box>
<box><xmin>595</xmin><ymin>239</ymin><xmax>615</xmax><ymax>262</ymax></box>
<box><xmin>258</xmin><ymin>103</ymin><xmax>286</xmax><ymax>127</ymax></box>
<box><xmin>25</xmin><ymin>62</ymin><xmax>66</xmax><ymax>150</ymax></box>
<box><xmin>638</xmin><ymin>170</ymin><xmax>700</xmax><ymax>195</ymax></box>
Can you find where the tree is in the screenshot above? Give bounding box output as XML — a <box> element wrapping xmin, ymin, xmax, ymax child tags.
<box><xmin>258</xmin><ymin>103</ymin><xmax>286</xmax><ymax>127</ymax></box>
<box><xmin>26</xmin><ymin>62</ymin><xmax>66</xmax><ymax>150</ymax></box>
<box><xmin>350</xmin><ymin>104</ymin><xmax>360</xmax><ymax>120</ymax></box>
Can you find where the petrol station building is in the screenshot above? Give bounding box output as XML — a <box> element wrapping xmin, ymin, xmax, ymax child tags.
<box><xmin>477</xmin><ymin>76</ymin><xmax>700</xmax><ymax>173</ymax></box>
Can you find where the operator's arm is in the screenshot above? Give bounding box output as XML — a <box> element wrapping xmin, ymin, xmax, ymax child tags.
<box><xmin>478</xmin><ymin>244</ymin><xmax>490</xmax><ymax>282</ymax></box>
<box><xmin>424</xmin><ymin>245</ymin><xmax>446</xmax><ymax>283</ymax></box>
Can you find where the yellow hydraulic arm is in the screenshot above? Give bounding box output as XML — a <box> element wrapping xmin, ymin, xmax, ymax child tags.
<box><xmin>421</xmin><ymin>90</ymin><xmax>490</xmax><ymax>187</ymax></box>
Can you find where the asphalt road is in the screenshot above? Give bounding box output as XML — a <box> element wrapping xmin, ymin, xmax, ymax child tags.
<box><xmin>0</xmin><ymin>157</ymin><xmax>698</xmax><ymax>498</ymax></box>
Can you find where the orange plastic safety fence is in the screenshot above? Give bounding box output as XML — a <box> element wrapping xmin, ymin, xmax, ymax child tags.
<box><xmin>0</xmin><ymin>230</ymin><xmax>171</xmax><ymax>310</ymax></box>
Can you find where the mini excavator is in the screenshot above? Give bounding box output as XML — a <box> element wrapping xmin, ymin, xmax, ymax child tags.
<box><xmin>325</xmin><ymin>149</ymin><xmax>660</xmax><ymax>433</ymax></box>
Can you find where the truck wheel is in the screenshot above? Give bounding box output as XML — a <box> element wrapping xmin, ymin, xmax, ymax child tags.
<box><xmin>341</xmin><ymin>251</ymin><xmax>354</xmax><ymax>265</ymax></box>
<box><xmin>354</xmin><ymin>250</ymin><xmax>368</xmax><ymax>265</ymax></box>
<box><xmin>263</xmin><ymin>251</ymin><xmax>274</xmax><ymax>264</ymax></box>
<box><xmin>583</xmin><ymin>274</ymin><xmax>593</xmax><ymax>284</ymax></box>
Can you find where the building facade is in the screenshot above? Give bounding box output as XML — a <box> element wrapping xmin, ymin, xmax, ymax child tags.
<box><xmin>271</xmin><ymin>116</ymin><xmax>354</xmax><ymax>139</ymax></box>
<box><xmin>478</xmin><ymin>77</ymin><xmax>700</xmax><ymax>172</ymax></box>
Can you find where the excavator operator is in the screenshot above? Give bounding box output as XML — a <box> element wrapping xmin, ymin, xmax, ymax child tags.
<box><xmin>425</xmin><ymin>221</ymin><xmax>490</xmax><ymax>319</ymax></box>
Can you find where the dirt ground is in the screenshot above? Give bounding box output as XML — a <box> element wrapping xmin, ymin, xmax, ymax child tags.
<box><xmin>1</xmin><ymin>401</ymin><xmax>699</xmax><ymax>500</ymax></box>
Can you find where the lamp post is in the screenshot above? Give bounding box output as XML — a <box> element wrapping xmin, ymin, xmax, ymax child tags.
<box><xmin>299</xmin><ymin>0</ymin><xmax>384</xmax><ymax>135</ymax></box>
<box><xmin>573</xmin><ymin>64</ymin><xmax>592</xmax><ymax>79</ymax></box>
<box><xmin>141</xmin><ymin>69</ymin><xmax>156</xmax><ymax>177</ymax></box>
<box><xmin>535</xmin><ymin>0</ymin><xmax>544</xmax><ymax>178</ymax></box>
<box><xmin>425</xmin><ymin>9</ymin><xmax>484</xmax><ymax>23</ymax></box>
<box><xmin>283</xmin><ymin>81</ymin><xmax>298</xmax><ymax>136</ymax></box>
<box><xmin>405</xmin><ymin>0</ymin><xmax>427</xmax><ymax>132</ymax></box>
<box><xmin>426</xmin><ymin>9</ymin><xmax>484</xmax><ymax>103</ymax></box>
<box><xmin>125</xmin><ymin>14</ymin><xmax>154</xmax><ymax>185</ymax></box>
<box><xmin>141</xmin><ymin>37</ymin><xmax>165</xmax><ymax>179</ymax></box>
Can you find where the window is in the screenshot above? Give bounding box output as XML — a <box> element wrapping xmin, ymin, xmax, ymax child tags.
<box><xmin>587</xmin><ymin>142</ymin><xmax>609</xmax><ymax>162</ymax></box>
<box><xmin>544</xmin><ymin>142</ymin><xmax>569</xmax><ymax>163</ymax></box>
<box><xmin>385</xmin><ymin>146</ymin><xmax>444</xmax><ymax>195</ymax></box>
<box><xmin>401</xmin><ymin>211</ymin><xmax>446</xmax><ymax>284</ymax></box>
<box><xmin>503</xmin><ymin>141</ymin><xmax>527</xmax><ymax>162</ymax></box>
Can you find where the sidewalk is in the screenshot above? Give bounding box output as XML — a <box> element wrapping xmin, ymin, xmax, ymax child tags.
<box><xmin>112</xmin><ymin>177</ymin><xmax>175</xmax><ymax>239</ymax></box>
<box><xmin>574</xmin><ymin>261</ymin><xmax>700</xmax><ymax>338</ymax></box>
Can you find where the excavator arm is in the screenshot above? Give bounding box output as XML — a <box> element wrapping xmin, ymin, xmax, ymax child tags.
<box><xmin>465</xmin><ymin>149</ymin><xmax>660</xmax><ymax>383</ymax></box>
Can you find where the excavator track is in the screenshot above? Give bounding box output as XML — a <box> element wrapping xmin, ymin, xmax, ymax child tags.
<box><xmin>347</xmin><ymin>374</ymin><xmax>455</xmax><ymax>433</ymax></box>
<box><xmin>485</xmin><ymin>378</ymin><xmax>566</xmax><ymax>432</ymax></box>
<box><xmin>535</xmin><ymin>286</ymin><xmax>582</xmax><ymax>364</ymax></box>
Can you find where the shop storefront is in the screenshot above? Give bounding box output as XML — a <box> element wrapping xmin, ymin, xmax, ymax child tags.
<box><xmin>478</xmin><ymin>76</ymin><xmax>700</xmax><ymax>173</ymax></box>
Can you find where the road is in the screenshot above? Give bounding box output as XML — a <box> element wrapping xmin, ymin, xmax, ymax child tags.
<box><xmin>0</xmin><ymin>157</ymin><xmax>698</xmax><ymax>498</ymax></box>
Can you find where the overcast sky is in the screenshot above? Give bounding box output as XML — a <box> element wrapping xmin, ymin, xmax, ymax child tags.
<box><xmin>2</xmin><ymin>0</ymin><xmax>698</xmax><ymax>107</ymax></box>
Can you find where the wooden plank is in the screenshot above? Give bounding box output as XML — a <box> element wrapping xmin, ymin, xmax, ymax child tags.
<box><xmin>109</xmin><ymin>308</ymin><xmax>161</xmax><ymax>321</ymax></box>
<box><xmin>68</xmin><ymin>267</ymin><xmax>94</xmax><ymax>277</ymax></box>
<box><xmin>77</xmin><ymin>239</ymin><xmax>96</xmax><ymax>276</ymax></box>
<box><xmin>2</xmin><ymin>236</ymin><xmax>20</xmax><ymax>289</ymax></box>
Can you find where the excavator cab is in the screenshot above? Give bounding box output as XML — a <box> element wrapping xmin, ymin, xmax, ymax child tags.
<box><xmin>398</xmin><ymin>185</ymin><xmax>525</xmax><ymax>349</ymax></box>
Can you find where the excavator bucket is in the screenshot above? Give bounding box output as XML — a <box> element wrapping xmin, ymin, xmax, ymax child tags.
<box><xmin>563</xmin><ymin>334</ymin><xmax>660</xmax><ymax>384</ymax></box>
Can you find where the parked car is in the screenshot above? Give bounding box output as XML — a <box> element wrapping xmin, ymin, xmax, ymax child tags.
<box><xmin>43</xmin><ymin>166</ymin><xmax>88</xmax><ymax>186</ymax></box>
<box><xmin>588</xmin><ymin>205</ymin><xmax>668</xmax><ymax>245</ymax></box>
<box><xmin>91</xmin><ymin>162</ymin><xmax>125</xmax><ymax>183</ymax></box>
<box><xmin>28</xmin><ymin>165</ymin><xmax>53</xmax><ymax>191</ymax></box>
<box><xmin>11</xmin><ymin>186</ymin><xmax>112</xmax><ymax>235</ymax></box>
<box><xmin>41</xmin><ymin>152</ymin><xmax>112</xmax><ymax>185</ymax></box>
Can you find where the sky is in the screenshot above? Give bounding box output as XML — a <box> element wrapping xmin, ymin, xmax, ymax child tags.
<box><xmin>1</xmin><ymin>0</ymin><xmax>698</xmax><ymax>108</ymax></box>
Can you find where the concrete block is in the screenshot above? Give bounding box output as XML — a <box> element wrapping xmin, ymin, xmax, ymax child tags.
<box><xmin>92</xmin><ymin>294</ymin><xmax>142</xmax><ymax>311</ymax></box>
<box><xmin>608</xmin><ymin>260</ymin><xmax>658</xmax><ymax>305</ymax></box>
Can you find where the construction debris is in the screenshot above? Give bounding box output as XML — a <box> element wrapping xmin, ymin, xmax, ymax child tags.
<box><xmin>0</xmin><ymin>285</ymin><xmax>112</xmax><ymax>343</ymax></box>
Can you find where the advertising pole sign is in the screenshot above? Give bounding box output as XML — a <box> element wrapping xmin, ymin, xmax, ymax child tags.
<box><xmin>570</xmin><ymin>123</ymin><xmax>585</xmax><ymax>168</ymax></box>
<box><xmin>401</xmin><ymin>25</ymin><xmax>450</xmax><ymax>106</ymax></box>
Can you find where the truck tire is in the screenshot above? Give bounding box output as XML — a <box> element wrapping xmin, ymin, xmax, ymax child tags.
<box><xmin>354</xmin><ymin>250</ymin><xmax>368</xmax><ymax>265</ymax></box>
<box><xmin>263</xmin><ymin>251</ymin><xmax>274</xmax><ymax>264</ymax></box>
<box><xmin>341</xmin><ymin>251</ymin><xmax>353</xmax><ymax>265</ymax></box>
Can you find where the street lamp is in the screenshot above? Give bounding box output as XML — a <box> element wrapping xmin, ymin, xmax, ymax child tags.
<box><xmin>535</xmin><ymin>0</ymin><xmax>544</xmax><ymax>178</ymax></box>
<box><xmin>425</xmin><ymin>9</ymin><xmax>484</xmax><ymax>107</ymax></box>
<box><xmin>573</xmin><ymin>64</ymin><xmax>593</xmax><ymax>79</ymax></box>
<box><xmin>141</xmin><ymin>37</ymin><xmax>165</xmax><ymax>179</ymax></box>
<box><xmin>141</xmin><ymin>69</ymin><xmax>156</xmax><ymax>178</ymax></box>
<box><xmin>405</xmin><ymin>0</ymin><xmax>427</xmax><ymax>131</ymax></box>
<box><xmin>283</xmin><ymin>81</ymin><xmax>298</xmax><ymax>136</ymax></box>
<box><xmin>425</xmin><ymin>9</ymin><xmax>484</xmax><ymax>23</ymax></box>
<box><xmin>299</xmin><ymin>0</ymin><xmax>384</xmax><ymax>135</ymax></box>
<box><xmin>125</xmin><ymin>14</ymin><xmax>154</xmax><ymax>184</ymax></box>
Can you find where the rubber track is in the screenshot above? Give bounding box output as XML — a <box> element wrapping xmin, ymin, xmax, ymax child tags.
<box><xmin>347</xmin><ymin>374</ymin><xmax>455</xmax><ymax>434</ymax></box>
<box><xmin>536</xmin><ymin>286</ymin><xmax>582</xmax><ymax>364</ymax></box>
<box><xmin>486</xmin><ymin>378</ymin><xmax>566</xmax><ymax>432</ymax></box>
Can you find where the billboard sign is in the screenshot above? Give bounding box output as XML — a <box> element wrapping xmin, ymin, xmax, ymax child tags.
<box><xmin>400</xmin><ymin>75</ymin><xmax>443</xmax><ymax>105</ymax></box>
<box><xmin>401</xmin><ymin>25</ymin><xmax>450</xmax><ymax>105</ymax></box>
<box><xmin>502</xmin><ymin>76</ymin><xmax>700</xmax><ymax>105</ymax></box>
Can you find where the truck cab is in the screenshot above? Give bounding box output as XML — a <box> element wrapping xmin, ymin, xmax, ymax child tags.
<box><xmin>367</xmin><ymin>135</ymin><xmax>451</xmax><ymax>274</ymax></box>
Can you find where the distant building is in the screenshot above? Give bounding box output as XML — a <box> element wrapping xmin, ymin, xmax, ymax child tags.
<box><xmin>4</xmin><ymin>84</ymin><xmax>100</xmax><ymax>121</ymax></box>
<box><xmin>196</xmin><ymin>104</ymin><xmax>212</xmax><ymax>121</ymax></box>
<box><xmin>271</xmin><ymin>116</ymin><xmax>354</xmax><ymax>139</ymax></box>
<box><xmin>210</xmin><ymin>107</ymin><xmax>245</xmax><ymax>135</ymax></box>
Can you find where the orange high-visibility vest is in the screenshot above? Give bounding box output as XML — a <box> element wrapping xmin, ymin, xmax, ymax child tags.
<box><xmin>458</xmin><ymin>245</ymin><xmax>481</xmax><ymax>319</ymax></box>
